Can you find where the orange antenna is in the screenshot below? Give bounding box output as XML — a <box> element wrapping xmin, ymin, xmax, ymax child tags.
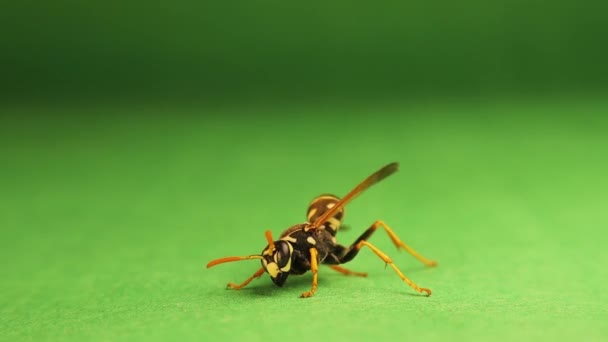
<box><xmin>265</xmin><ymin>230</ymin><xmax>275</xmax><ymax>250</ymax></box>
<box><xmin>206</xmin><ymin>230</ymin><xmax>276</xmax><ymax>269</ymax></box>
<box><xmin>206</xmin><ymin>255</ymin><xmax>263</xmax><ymax>269</ymax></box>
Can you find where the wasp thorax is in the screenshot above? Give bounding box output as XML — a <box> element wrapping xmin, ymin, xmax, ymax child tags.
<box><xmin>261</xmin><ymin>240</ymin><xmax>294</xmax><ymax>287</ymax></box>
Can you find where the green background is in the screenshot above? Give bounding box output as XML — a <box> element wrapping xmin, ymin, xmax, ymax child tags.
<box><xmin>1</xmin><ymin>1</ymin><xmax>608</xmax><ymax>341</ymax></box>
<box><xmin>1</xmin><ymin>1</ymin><xmax>607</xmax><ymax>103</ymax></box>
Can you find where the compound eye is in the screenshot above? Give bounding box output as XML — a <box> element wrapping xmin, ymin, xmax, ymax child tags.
<box><xmin>274</xmin><ymin>241</ymin><xmax>291</xmax><ymax>269</ymax></box>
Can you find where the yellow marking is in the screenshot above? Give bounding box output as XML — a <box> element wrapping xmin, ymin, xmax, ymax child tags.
<box><xmin>326</xmin><ymin>202</ymin><xmax>336</xmax><ymax>209</ymax></box>
<box><xmin>307</xmin><ymin>237</ymin><xmax>316</xmax><ymax>245</ymax></box>
<box><xmin>327</xmin><ymin>217</ymin><xmax>341</xmax><ymax>230</ymax></box>
<box><xmin>307</xmin><ymin>207</ymin><xmax>318</xmax><ymax>220</ymax></box>
<box><xmin>357</xmin><ymin>240</ymin><xmax>431</xmax><ymax>296</ymax></box>
<box><xmin>281</xmin><ymin>236</ymin><xmax>297</xmax><ymax>243</ymax></box>
<box><xmin>266</xmin><ymin>262</ymin><xmax>280</xmax><ymax>278</ymax></box>
<box><xmin>301</xmin><ymin>248</ymin><xmax>319</xmax><ymax>298</ymax></box>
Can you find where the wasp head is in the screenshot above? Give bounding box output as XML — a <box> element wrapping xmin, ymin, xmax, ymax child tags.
<box><xmin>261</xmin><ymin>239</ymin><xmax>293</xmax><ymax>287</ymax></box>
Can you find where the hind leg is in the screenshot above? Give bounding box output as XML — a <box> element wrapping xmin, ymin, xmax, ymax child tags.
<box><xmin>353</xmin><ymin>241</ymin><xmax>431</xmax><ymax>296</ymax></box>
<box><xmin>340</xmin><ymin>220</ymin><xmax>437</xmax><ymax>266</ymax></box>
<box><xmin>336</xmin><ymin>220</ymin><xmax>436</xmax><ymax>296</ymax></box>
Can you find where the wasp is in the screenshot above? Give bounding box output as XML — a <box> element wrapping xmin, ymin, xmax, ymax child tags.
<box><xmin>206</xmin><ymin>162</ymin><xmax>438</xmax><ymax>298</ymax></box>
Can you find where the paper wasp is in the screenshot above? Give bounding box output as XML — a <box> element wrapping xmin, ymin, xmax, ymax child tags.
<box><xmin>206</xmin><ymin>162</ymin><xmax>438</xmax><ymax>298</ymax></box>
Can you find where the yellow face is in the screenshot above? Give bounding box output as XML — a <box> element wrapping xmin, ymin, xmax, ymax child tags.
<box><xmin>261</xmin><ymin>240</ymin><xmax>293</xmax><ymax>287</ymax></box>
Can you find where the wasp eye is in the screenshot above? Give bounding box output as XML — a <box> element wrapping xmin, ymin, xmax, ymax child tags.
<box><xmin>274</xmin><ymin>241</ymin><xmax>291</xmax><ymax>268</ymax></box>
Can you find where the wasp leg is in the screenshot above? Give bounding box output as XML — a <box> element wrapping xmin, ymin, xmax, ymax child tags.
<box><xmin>301</xmin><ymin>248</ymin><xmax>319</xmax><ymax>298</ymax></box>
<box><xmin>328</xmin><ymin>265</ymin><xmax>368</xmax><ymax>277</ymax></box>
<box><xmin>226</xmin><ymin>267</ymin><xmax>265</xmax><ymax>290</ymax></box>
<box><xmin>341</xmin><ymin>220</ymin><xmax>437</xmax><ymax>267</ymax></box>
<box><xmin>357</xmin><ymin>241</ymin><xmax>431</xmax><ymax>296</ymax></box>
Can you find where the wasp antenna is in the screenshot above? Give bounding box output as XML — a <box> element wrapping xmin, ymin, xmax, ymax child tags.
<box><xmin>206</xmin><ymin>255</ymin><xmax>263</xmax><ymax>269</ymax></box>
<box><xmin>265</xmin><ymin>230</ymin><xmax>275</xmax><ymax>250</ymax></box>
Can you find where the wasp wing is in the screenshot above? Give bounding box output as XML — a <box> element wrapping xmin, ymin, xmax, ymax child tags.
<box><xmin>311</xmin><ymin>162</ymin><xmax>399</xmax><ymax>229</ymax></box>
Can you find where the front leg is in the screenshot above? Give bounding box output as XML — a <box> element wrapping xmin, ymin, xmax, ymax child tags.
<box><xmin>300</xmin><ymin>248</ymin><xmax>319</xmax><ymax>298</ymax></box>
<box><xmin>226</xmin><ymin>267</ymin><xmax>265</xmax><ymax>290</ymax></box>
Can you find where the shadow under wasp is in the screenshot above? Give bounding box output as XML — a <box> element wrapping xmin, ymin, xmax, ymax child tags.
<box><xmin>206</xmin><ymin>162</ymin><xmax>438</xmax><ymax>298</ymax></box>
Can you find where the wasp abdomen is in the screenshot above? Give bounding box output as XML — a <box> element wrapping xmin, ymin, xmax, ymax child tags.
<box><xmin>307</xmin><ymin>194</ymin><xmax>344</xmax><ymax>235</ymax></box>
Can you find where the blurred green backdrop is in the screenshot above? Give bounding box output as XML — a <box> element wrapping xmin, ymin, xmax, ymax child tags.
<box><xmin>1</xmin><ymin>1</ymin><xmax>607</xmax><ymax>104</ymax></box>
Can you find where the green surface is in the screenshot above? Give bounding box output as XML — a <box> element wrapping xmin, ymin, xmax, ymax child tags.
<box><xmin>1</xmin><ymin>98</ymin><xmax>608</xmax><ymax>341</ymax></box>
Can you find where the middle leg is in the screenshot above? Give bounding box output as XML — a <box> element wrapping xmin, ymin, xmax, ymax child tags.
<box><xmin>328</xmin><ymin>265</ymin><xmax>368</xmax><ymax>277</ymax></box>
